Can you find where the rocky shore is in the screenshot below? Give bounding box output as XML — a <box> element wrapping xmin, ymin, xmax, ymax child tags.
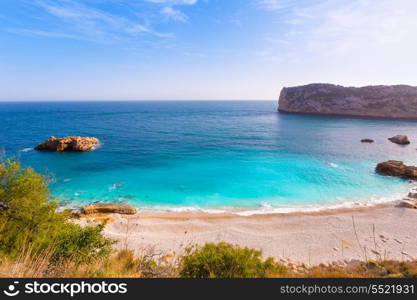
<box><xmin>278</xmin><ymin>84</ymin><xmax>417</xmax><ymax>119</ymax></box>
<box><xmin>81</xmin><ymin>203</ymin><xmax>137</xmax><ymax>215</ymax></box>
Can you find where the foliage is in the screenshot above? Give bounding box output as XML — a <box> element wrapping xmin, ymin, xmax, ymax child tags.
<box><xmin>0</xmin><ymin>160</ymin><xmax>113</xmax><ymax>265</ymax></box>
<box><xmin>0</xmin><ymin>160</ymin><xmax>61</xmax><ymax>257</ymax></box>
<box><xmin>51</xmin><ymin>222</ymin><xmax>114</xmax><ymax>265</ymax></box>
<box><xmin>179</xmin><ymin>242</ymin><xmax>286</xmax><ymax>278</ymax></box>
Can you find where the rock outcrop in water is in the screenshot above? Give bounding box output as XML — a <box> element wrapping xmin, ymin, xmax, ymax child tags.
<box><xmin>388</xmin><ymin>135</ymin><xmax>410</xmax><ymax>145</ymax></box>
<box><xmin>81</xmin><ymin>203</ymin><xmax>137</xmax><ymax>215</ymax></box>
<box><xmin>278</xmin><ymin>84</ymin><xmax>417</xmax><ymax>119</ymax></box>
<box><xmin>375</xmin><ymin>161</ymin><xmax>417</xmax><ymax>179</ymax></box>
<box><xmin>35</xmin><ymin>136</ymin><xmax>99</xmax><ymax>152</ymax></box>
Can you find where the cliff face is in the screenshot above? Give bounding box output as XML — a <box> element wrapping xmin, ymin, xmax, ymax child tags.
<box><xmin>278</xmin><ymin>84</ymin><xmax>417</xmax><ymax>119</ymax></box>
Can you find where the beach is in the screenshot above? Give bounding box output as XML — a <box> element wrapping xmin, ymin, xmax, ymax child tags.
<box><xmin>80</xmin><ymin>201</ymin><xmax>417</xmax><ymax>265</ymax></box>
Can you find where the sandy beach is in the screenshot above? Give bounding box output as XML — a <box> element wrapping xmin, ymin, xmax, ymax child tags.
<box><xmin>80</xmin><ymin>201</ymin><xmax>417</xmax><ymax>265</ymax></box>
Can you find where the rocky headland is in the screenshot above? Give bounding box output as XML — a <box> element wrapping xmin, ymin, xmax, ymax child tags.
<box><xmin>35</xmin><ymin>136</ymin><xmax>100</xmax><ymax>152</ymax></box>
<box><xmin>278</xmin><ymin>84</ymin><xmax>417</xmax><ymax>119</ymax></box>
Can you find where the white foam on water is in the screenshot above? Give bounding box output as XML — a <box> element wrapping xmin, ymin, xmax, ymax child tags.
<box><xmin>91</xmin><ymin>143</ymin><xmax>102</xmax><ymax>151</ymax></box>
<box><xmin>329</xmin><ymin>162</ymin><xmax>340</xmax><ymax>168</ymax></box>
<box><xmin>139</xmin><ymin>205</ymin><xmax>228</xmax><ymax>214</ymax></box>
<box><xmin>108</xmin><ymin>182</ymin><xmax>124</xmax><ymax>192</ymax></box>
<box><xmin>234</xmin><ymin>194</ymin><xmax>403</xmax><ymax>216</ymax></box>
<box><xmin>133</xmin><ymin>191</ymin><xmax>408</xmax><ymax>216</ymax></box>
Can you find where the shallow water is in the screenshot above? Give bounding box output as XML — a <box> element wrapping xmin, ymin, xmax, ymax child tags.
<box><xmin>1</xmin><ymin>101</ymin><xmax>416</xmax><ymax>213</ymax></box>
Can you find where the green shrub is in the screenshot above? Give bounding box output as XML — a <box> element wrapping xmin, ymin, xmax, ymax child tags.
<box><xmin>0</xmin><ymin>160</ymin><xmax>62</xmax><ymax>256</ymax></box>
<box><xmin>179</xmin><ymin>242</ymin><xmax>286</xmax><ymax>278</ymax></box>
<box><xmin>51</xmin><ymin>222</ymin><xmax>114</xmax><ymax>265</ymax></box>
<box><xmin>0</xmin><ymin>160</ymin><xmax>113</xmax><ymax>264</ymax></box>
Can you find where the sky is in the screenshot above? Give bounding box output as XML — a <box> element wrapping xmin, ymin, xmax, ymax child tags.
<box><xmin>1</xmin><ymin>0</ymin><xmax>417</xmax><ymax>100</ymax></box>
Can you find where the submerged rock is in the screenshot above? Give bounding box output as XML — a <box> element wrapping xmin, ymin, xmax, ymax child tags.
<box><xmin>278</xmin><ymin>83</ymin><xmax>417</xmax><ymax>119</ymax></box>
<box><xmin>388</xmin><ymin>135</ymin><xmax>410</xmax><ymax>145</ymax></box>
<box><xmin>82</xmin><ymin>203</ymin><xmax>137</xmax><ymax>215</ymax></box>
<box><xmin>361</xmin><ymin>139</ymin><xmax>374</xmax><ymax>143</ymax></box>
<box><xmin>35</xmin><ymin>136</ymin><xmax>99</xmax><ymax>152</ymax></box>
<box><xmin>375</xmin><ymin>160</ymin><xmax>417</xmax><ymax>179</ymax></box>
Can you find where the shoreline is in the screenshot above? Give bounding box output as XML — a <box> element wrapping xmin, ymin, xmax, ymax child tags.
<box><xmin>78</xmin><ymin>200</ymin><xmax>417</xmax><ymax>265</ymax></box>
<box><xmin>67</xmin><ymin>186</ymin><xmax>412</xmax><ymax>217</ymax></box>
<box><xmin>121</xmin><ymin>201</ymin><xmax>397</xmax><ymax>219</ymax></box>
<box><xmin>125</xmin><ymin>193</ymin><xmax>406</xmax><ymax>216</ymax></box>
<box><xmin>277</xmin><ymin>108</ymin><xmax>417</xmax><ymax>122</ymax></box>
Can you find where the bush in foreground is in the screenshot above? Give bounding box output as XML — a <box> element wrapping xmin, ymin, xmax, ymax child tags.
<box><xmin>0</xmin><ymin>160</ymin><xmax>113</xmax><ymax>267</ymax></box>
<box><xmin>179</xmin><ymin>242</ymin><xmax>286</xmax><ymax>278</ymax></box>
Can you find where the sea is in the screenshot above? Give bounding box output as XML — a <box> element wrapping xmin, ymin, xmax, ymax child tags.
<box><xmin>1</xmin><ymin>100</ymin><xmax>417</xmax><ymax>215</ymax></box>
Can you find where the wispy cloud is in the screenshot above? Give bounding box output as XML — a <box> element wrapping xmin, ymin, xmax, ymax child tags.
<box><xmin>256</xmin><ymin>0</ymin><xmax>284</xmax><ymax>11</ymax></box>
<box><xmin>6</xmin><ymin>28</ymin><xmax>84</xmax><ymax>40</ymax></box>
<box><xmin>145</xmin><ymin>0</ymin><xmax>198</xmax><ymax>5</ymax></box>
<box><xmin>255</xmin><ymin>0</ymin><xmax>301</xmax><ymax>12</ymax></box>
<box><xmin>161</xmin><ymin>6</ymin><xmax>188</xmax><ymax>22</ymax></box>
<box><xmin>146</xmin><ymin>0</ymin><xmax>198</xmax><ymax>23</ymax></box>
<box><xmin>256</xmin><ymin>0</ymin><xmax>417</xmax><ymax>61</ymax></box>
<box><xmin>8</xmin><ymin>0</ymin><xmax>179</xmax><ymax>43</ymax></box>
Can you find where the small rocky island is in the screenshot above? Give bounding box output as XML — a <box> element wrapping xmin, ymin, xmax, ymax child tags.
<box><xmin>278</xmin><ymin>84</ymin><xmax>417</xmax><ymax>119</ymax></box>
<box><xmin>35</xmin><ymin>136</ymin><xmax>100</xmax><ymax>152</ymax></box>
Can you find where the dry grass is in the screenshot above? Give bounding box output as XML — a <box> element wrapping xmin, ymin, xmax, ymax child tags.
<box><xmin>0</xmin><ymin>248</ymin><xmax>177</xmax><ymax>278</ymax></box>
<box><xmin>291</xmin><ymin>260</ymin><xmax>417</xmax><ymax>278</ymax></box>
<box><xmin>1</xmin><ymin>246</ymin><xmax>417</xmax><ymax>278</ymax></box>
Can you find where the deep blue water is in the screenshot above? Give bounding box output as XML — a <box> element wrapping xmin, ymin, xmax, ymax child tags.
<box><xmin>1</xmin><ymin>101</ymin><xmax>417</xmax><ymax>213</ymax></box>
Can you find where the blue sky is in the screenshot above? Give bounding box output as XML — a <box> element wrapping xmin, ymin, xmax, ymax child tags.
<box><xmin>1</xmin><ymin>0</ymin><xmax>417</xmax><ymax>100</ymax></box>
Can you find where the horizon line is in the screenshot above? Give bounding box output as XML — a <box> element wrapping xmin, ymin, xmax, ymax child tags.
<box><xmin>0</xmin><ymin>99</ymin><xmax>277</xmax><ymax>102</ymax></box>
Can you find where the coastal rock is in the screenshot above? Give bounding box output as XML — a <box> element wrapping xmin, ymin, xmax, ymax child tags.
<box><xmin>82</xmin><ymin>203</ymin><xmax>137</xmax><ymax>215</ymax></box>
<box><xmin>35</xmin><ymin>136</ymin><xmax>99</xmax><ymax>152</ymax></box>
<box><xmin>375</xmin><ymin>160</ymin><xmax>406</xmax><ymax>177</ymax></box>
<box><xmin>361</xmin><ymin>139</ymin><xmax>374</xmax><ymax>143</ymax></box>
<box><xmin>399</xmin><ymin>199</ymin><xmax>417</xmax><ymax>209</ymax></box>
<box><xmin>388</xmin><ymin>135</ymin><xmax>410</xmax><ymax>145</ymax></box>
<box><xmin>375</xmin><ymin>160</ymin><xmax>417</xmax><ymax>179</ymax></box>
<box><xmin>405</xmin><ymin>166</ymin><xmax>417</xmax><ymax>179</ymax></box>
<box><xmin>278</xmin><ymin>84</ymin><xmax>417</xmax><ymax>119</ymax></box>
<box><xmin>408</xmin><ymin>187</ymin><xmax>417</xmax><ymax>199</ymax></box>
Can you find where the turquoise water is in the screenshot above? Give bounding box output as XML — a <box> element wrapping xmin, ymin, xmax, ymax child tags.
<box><xmin>1</xmin><ymin>101</ymin><xmax>416</xmax><ymax>213</ymax></box>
